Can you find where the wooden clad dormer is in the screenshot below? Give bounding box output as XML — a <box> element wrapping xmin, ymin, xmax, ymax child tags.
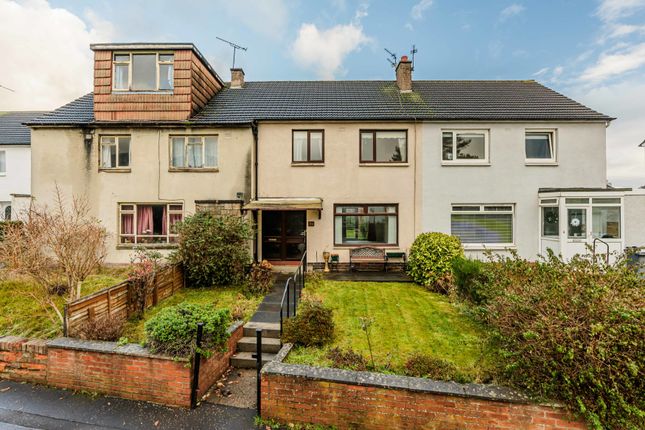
<box><xmin>91</xmin><ymin>43</ymin><xmax>223</xmax><ymax>121</ymax></box>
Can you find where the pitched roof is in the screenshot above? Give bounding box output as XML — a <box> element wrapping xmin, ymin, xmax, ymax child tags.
<box><xmin>0</xmin><ymin>111</ymin><xmax>48</xmax><ymax>144</ymax></box>
<box><xmin>27</xmin><ymin>80</ymin><xmax>613</xmax><ymax>127</ymax></box>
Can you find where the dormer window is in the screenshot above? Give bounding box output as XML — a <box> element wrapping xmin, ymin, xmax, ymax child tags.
<box><xmin>113</xmin><ymin>53</ymin><xmax>174</xmax><ymax>92</ymax></box>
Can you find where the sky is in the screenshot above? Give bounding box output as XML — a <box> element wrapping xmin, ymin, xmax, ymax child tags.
<box><xmin>0</xmin><ymin>0</ymin><xmax>644</xmax><ymax>186</ymax></box>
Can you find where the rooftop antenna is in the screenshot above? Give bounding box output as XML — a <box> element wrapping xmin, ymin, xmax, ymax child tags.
<box><xmin>0</xmin><ymin>84</ymin><xmax>15</xmax><ymax>92</ymax></box>
<box><xmin>216</xmin><ymin>36</ymin><xmax>247</xmax><ymax>69</ymax></box>
<box><xmin>410</xmin><ymin>44</ymin><xmax>418</xmax><ymax>71</ymax></box>
<box><xmin>384</xmin><ymin>48</ymin><xmax>397</xmax><ymax>68</ymax></box>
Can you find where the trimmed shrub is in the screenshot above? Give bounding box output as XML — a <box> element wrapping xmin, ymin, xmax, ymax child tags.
<box><xmin>76</xmin><ymin>314</ymin><xmax>124</xmax><ymax>341</ymax></box>
<box><xmin>326</xmin><ymin>347</ymin><xmax>367</xmax><ymax>371</ymax></box>
<box><xmin>282</xmin><ymin>297</ymin><xmax>334</xmax><ymax>347</ymax></box>
<box><xmin>145</xmin><ymin>303</ymin><xmax>231</xmax><ymax>358</ymax></box>
<box><xmin>483</xmin><ymin>251</ymin><xmax>644</xmax><ymax>430</ymax></box>
<box><xmin>407</xmin><ymin>232</ymin><xmax>463</xmax><ymax>290</ymax></box>
<box><xmin>404</xmin><ymin>353</ymin><xmax>461</xmax><ymax>381</ymax></box>
<box><xmin>172</xmin><ymin>213</ymin><xmax>253</xmax><ymax>288</ymax></box>
<box><xmin>452</xmin><ymin>256</ymin><xmax>492</xmax><ymax>305</ymax></box>
<box><xmin>244</xmin><ymin>260</ymin><xmax>274</xmax><ymax>295</ymax></box>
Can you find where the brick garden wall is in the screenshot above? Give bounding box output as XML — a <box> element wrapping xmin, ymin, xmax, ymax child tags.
<box><xmin>261</xmin><ymin>359</ymin><xmax>588</xmax><ymax>430</ymax></box>
<box><xmin>0</xmin><ymin>322</ymin><xmax>242</xmax><ymax>408</ymax></box>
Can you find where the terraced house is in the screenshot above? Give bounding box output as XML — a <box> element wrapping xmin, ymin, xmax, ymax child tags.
<box><xmin>24</xmin><ymin>43</ymin><xmax>645</xmax><ymax>265</ymax></box>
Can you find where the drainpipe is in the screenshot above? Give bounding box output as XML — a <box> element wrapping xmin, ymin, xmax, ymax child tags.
<box><xmin>252</xmin><ymin>121</ymin><xmax>259</xmax><ymax>262</ymax></box>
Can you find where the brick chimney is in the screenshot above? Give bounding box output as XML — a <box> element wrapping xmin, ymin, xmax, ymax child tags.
<box><xmin>230</xmin><ymin>68</ymin><xmax>245</xmax><ymax>88</ymax></box>
<box><xmin>396</xmin><ymin>55</ymin><xmax>412</xmax><ymax>93</ymax></box>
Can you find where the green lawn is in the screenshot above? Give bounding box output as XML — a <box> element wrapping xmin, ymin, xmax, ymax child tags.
<box><xmin>121</xmin><ymin>286</ymin><xmax>262</xmax><ymax>344</ymax></box>
<box><xmin>0</xmin><ymin>267</ymin><xmax>129</xmax><ymax>339</ymax></box>
<box><xmin>286</xmin><ymin>281</ymin><xmax>494</xmax><ymax>382</ymax></box>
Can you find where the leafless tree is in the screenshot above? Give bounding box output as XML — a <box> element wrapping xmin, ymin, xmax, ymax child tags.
<box><xmin>0</xmin><ymin>188</ymin><xmax>108</xmax><ymax>323</ymax></box>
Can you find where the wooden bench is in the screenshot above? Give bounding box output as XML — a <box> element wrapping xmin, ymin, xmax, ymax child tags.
<box><xmin>349</xmin><ymin>247</ymin><xmax>386</xmax><ymax>271</ymax></box>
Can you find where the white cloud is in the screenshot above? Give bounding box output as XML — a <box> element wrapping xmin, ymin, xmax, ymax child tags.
<box><xmin>499</xmin><ymin>3</ymin><xmax>525</xmax><ymax>22</ymax></box>
<box><xmin>410</xmin><ymin>0</ymin><xmax>433</xmax><ymax>20</ymax></box>
<box><xmin>532</xmin><ymin>67</ymin><xmax>550</xmax><ymax>77</ymax></box>
<box><xmin>580</xmin><ymin>42</ymin><xmax>645</xmax><ymax>81</ymax></box>
<box><xmin>0</xmin><ymin>0</ymin><xmax>115</xmax><ymax>110</ymax></box>
<box><xmin>596</xmin><ymin>0</ymin><xmax>645</xmax><ymax>23</ymax></box>
<box><xmin>291</xmin><ymin>22</ymin><xmax>370</xmax><ymax>79</ymax></box>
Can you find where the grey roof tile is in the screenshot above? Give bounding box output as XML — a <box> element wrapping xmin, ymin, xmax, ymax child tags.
<box><xmin>27</xmin><ymin>80</ymin><xmax>613</xmax><ymax>127</ymax></box>
<box><xmin>0</xmin><ymin>111</ymin><xmax>48</xmax><ymax>144</ymax></box>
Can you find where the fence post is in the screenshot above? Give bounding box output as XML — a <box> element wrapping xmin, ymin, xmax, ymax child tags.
<box><xmin>63</xmin><ymin>304</ymin><xmax>68</xmax><ymax>337</ymax></box>
<box><xmin>190</xmin><ymin>322</ymin><xmax>204</xmax><ymax>409</ymax></box>
<box><xmin>256</xmin><ymin>328</ymin><xmax>262</xmax><ymax>417</ymax></box>
<box><xmin>293</xmin><ymin>276</ymin><xmax>297</xmax><ymax>316</ymax></box>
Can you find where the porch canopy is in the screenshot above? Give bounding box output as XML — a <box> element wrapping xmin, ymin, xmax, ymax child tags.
<box><xmin>243</xmin><ymin>197</ymin><xmax>323</xmax><ymax>211</ymax></box>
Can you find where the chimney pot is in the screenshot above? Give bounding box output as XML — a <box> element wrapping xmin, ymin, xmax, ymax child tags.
<box><xmin>395</xmin><ymin>56</ymin><xmax>412</xmax><ymax>93</ymax></box>
<box><xmin>230</xmin><ymin>68</ymin><xmax>245</xmax><ymax>88</ymax></box>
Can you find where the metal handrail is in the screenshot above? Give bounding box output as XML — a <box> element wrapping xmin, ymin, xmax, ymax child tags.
<box><xmin>592</xmin><ymin>237</ymin><xmax>610</xmax><ymax>265</ymax></box>
<box><xmin>279</xmin><ymin>252</ymin><xmax>307</xmax><ymax>340</ymax></box>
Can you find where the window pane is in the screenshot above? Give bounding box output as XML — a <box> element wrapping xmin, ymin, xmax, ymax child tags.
<box><xmin>592</xmin><ymin>198</ymin><xmax>621</xmax><ymax>204</ymax></box>
<box><xmin>4</xmin><ymin>205</ymin><xmax>11</xmax><ymax>221</ymax></box>
<box><xmin>442</xmin><ymin>132</ymin><xmax>453</xmax><ymax>160</ymax></box>
<box><xmin>336</xmin><ymin>214</ymin><xmax>397</xmax><ymax>244</ymax></box>
<box><xmin>132</xmin><ymin>54</ymin><xmax>156</xmax><ymax>90</ymax></box>
<box><xmin>567</xmin><ymin>208</ymin><xmax>587</xmax><ymax>238</ymax></box>
<box><xmin>118</xmin><ymin>137</ymin><xmax>130</xmax><ymax>167</ymax></box>
<box><xmin>171</xmin><ymin>138</ymin><xmax>185</xmax><ymax>167</ymax></box>
<box><xmin>204</xmin><ymin>136</ymin><xmax>218</xmax><ymax>167</ymax></box>
<box><xmin>101</xmin><ymin>143</ymin><xmax>116</xmax><ymax>168</ymax></box>
<box><xmin>114</xmin><ymin>54</ymin><xmax>130</xmax><ymax>62</ymax></box>
<box><xmin>456</xmin><ymin>133</ymin><xmax>486</xmax><ymax>160</ymax></box>
<box><xmin>360</xmin><ymin>133</ymin><xmax>373</xmax><ymax>161</ymax></box>
<box><xmin>114</xmin><ymin>64</ymin><xmax>129</xmax><ymax>90</ymax></box>
<box><xmin>337</xmin><ymin>206</ymin><xmax>364</xmax><ymax>214</ymax></box>
<box><xmin>293</xmin><ymin>131</ymin><xmax>308</xmax><ymax>162</ymax></box>
<box><xmin>375</xmin><ymin>131</ymin><xmax>406</xmax><ymax>162</ymax></box>
<box><xmin>565</xmin><ymin>198</ymin><xmax>589</xmax><ymax>204</ymax></box>
<box><xmin>0</xmin><ymin>151</ymin><xmax>5</xmax><ymax>173</ymax></box>
<box><xmin>310</xmin><ymin>132</ymin><xmax>323</xmax><ymax>161</ymax></box>
<box><xmin>187</xmin><ymin>142</ymin><xmax>203</xmax><ymax>168</ymax></box>
<box><xmin>592</xmin><ymin>207</ymin><xmax>620</xmax><ymax>239</ymax></box>
<box><xmin>526</xmin><ymin>133</ymin><xmax>552</xmax><ymax>159</ymax></box>
<box><xmin>451</xmin><ymin>214</ymin><xmax>513</xmax><ymax>244</ymax></box>
<box><xmin>542</xmin><ymin>207</ymin><xmax>559</xmax><ymax>237</ymax></box>
<box><xmin>159</xmin><ymin>54</ymin><xmax>174</xmax><ymax>62</ymax></box>
<box><xmin>159</xmin><ymin>64</ymin><xmax>174</xmax><ymax>90</ymax></box>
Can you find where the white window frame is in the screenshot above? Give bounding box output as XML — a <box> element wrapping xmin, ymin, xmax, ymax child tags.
<box><xmin>539</xmin><ymin>199</ymin><xmax>560</xmax><ymax>238</ymax></box>
<box><xmin>112</xmin><ymin>52</ymin><xmax>174</xmax><ymax>92</ymax></box>
<box><xmin>0</xmin><ymin>150</ymin><xmax>5</xmax><ymax>175</ymax></box>
<box><xmin>169</xmin><ymin>135</ymin><xmax>219</xmax><ymax>170</ymax></box>
<box><xmin>450</xmin><ymin>204</ymin><xmax>515</xmax><ymax>248</ymax></box>
<box><xmin>525</xmin><ymin>129</ymin><xmax>557</xmax><ymax>165</ymax></box>
<box><xmin>118</xmin><ymin>202</ymin><xmax>183</xmax><ymax>246</ymax></box>
<box><xmin>99</xmin><ymin>135</ymin><xmax>131</xmax><ymax>170</ymax></box>
<box><xmin>441</xmin><ymin>130</ymin><xmax>490</xmax><ymax>165</ymax></box>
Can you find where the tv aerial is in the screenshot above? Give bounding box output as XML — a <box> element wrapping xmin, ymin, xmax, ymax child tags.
<box><xmin>384</xmin><ymin>48</ymin><xmax>397</xmax><ymax>67</ymax></box>
<box><xmin>410</xmin><ymin>44</ymin><xmax>418</xmax><ymax>71</ymax></box>
<box><xmin>0</xmin><ymin>84</ymin><xmax>15</xmax><ymax>92</ymax></box>
<box><xmin>216</xmin><ymin>36</ymin><xmax>247</xmax><ymax>69</ymax></box>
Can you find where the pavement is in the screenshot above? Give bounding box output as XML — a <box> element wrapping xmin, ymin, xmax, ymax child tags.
<box><xmin>204</xmin><ymin>368</ymin><xmax>257</xmax><ymax>409</ymax></box>
<box><xmin>0</xmin><ymin>380</ymin><xmax>257</xmax><ymax>430</ymax></box>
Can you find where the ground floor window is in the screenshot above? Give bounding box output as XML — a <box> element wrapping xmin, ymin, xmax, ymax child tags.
<box><xmin>0</xmin><ymin>202</ymin><xmax>10</xmax><ymax>221</ymax></box>
<box><xmin>334</xmin><ymin>204</ymin><xmax>398</xmax><ymax>245</ymax></box>
<box><xmin>451</xmin><ymin>204</ymin><xmax>514</xmax><ymax>245</ymax></box>
<box><xmin>119</xmin><ymin>203</ymin><xmax>183</xmax><ymax>245</ymax></box>
<box><xmin>541</xmin><ymin>205</ymin><xmax>559</xmax><ymax>237</ymax></box>
<box><xmin>592</xmin><ymin>206</ymin><xmax>621</xmax><ymax>239</ymax></box>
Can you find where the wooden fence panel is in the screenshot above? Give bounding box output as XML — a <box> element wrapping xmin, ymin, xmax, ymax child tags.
<box><xmin>66</xmin><ymin>264</ymin><xmax>183</xmax><ymax>337</ymax></box>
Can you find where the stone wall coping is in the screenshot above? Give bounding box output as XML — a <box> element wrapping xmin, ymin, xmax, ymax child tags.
<box><xmin>46</xmin><ymin>320</ymin><xmax>244</xmax><ymax>362</ymax></box>
<box><xmin>262</xmin><ymin>361</ymin><xmax>536</xmax><ymax>405</ymax></box>
<box><xmin>273</xmin><ymin>343</ymin><xmax>293</xmax><ymax>363</ymax></box>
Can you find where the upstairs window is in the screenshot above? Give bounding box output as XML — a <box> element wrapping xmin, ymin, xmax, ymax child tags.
<box><xmin>170</xmin><ymin>136</ymin><xmax>218</xmax><ymax>169</ymax></box>
<box><xmin>113</xmin><ymin>53</ymin><xmax>174</xmax><ymax>91</ymax></box>
<box><xmin>442</xmin><ymin>130</ymin><xmax>489</xmax><ymax>164</ymax></box>
<box><xmin>0</xmin><ymin>151</ymin><xmax>5</xmax><ymax>174</ymax></box>
<box><xmin>100</xmin><ymin>136</ymin><xmax>130</xmax><ymax>169</ymax></box>
<box><xmin>292</xmin><ymin>130</ymin><xmax>324</xmax><ymax>163</ymax></box>
<box><xmin>525</xmin><ymin>131</ymin><xmax>556</xmax><ymax>163</ymax></box>
<box><xmin>360</xmin><ymin>131</ymin><xmax>407</xmax><ymax>163</ymax></box>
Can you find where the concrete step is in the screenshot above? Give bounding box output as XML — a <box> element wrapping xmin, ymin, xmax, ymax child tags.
<box><xmin>230</xmin><ymin>352</ymin><xmax>276</xmax><ymax>368</ymax></box>
<box><xmin>236</xmin><ymin>336</ymin><xmax>281</xmax><ymax>353</ymax></box>
<box><xmin>243</xmin><ymin>322</ymin><xmax>281</xmax><ymax>338</ymax></box>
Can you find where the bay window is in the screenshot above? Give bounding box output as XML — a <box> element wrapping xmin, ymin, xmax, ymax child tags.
<box><xmin>442</xmin><ymin>130</ymin><xmax>489</xmax><ymax>163</ymax></box>
<box><xmin>113</xmin><ymin>52</ymin><xmax>174</xmax><ymax>91</ymax></box>
<box><xmin>170</xmin><ymin>136</ymin><xmax>218</xmax><ymax>169</ymax></box>
<box><xmin>292</xmin><ymin>130</ymin><xmax>324</xmax><ymax>163</ymax></box>
<box><xmin>334</xmin><ymin>204</ymin><xmax>398</xmax><ymax>245</ymax></box>
<box><xmin>119</xmin><ymin>203</ymin><xmax>183</xmax><ymax>245</ymax></box>
<box><xmin>360</xmin><ymin>131</ymin><xmax>407</xmax><ymax>163</ymax></box>
<box><xmin>451</xmin><ymin>204</ymin><xmax>514</xmax><ymax>245</ymax></box>
<box><xmin>100</xmin><ymin>135</ymin><xmax>130</xmax><ymax>169</ymax></box>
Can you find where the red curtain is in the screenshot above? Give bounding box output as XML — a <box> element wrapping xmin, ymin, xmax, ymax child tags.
<box><xmin>121</xmin><ymin>213</ymin><xmax>134</xmax><ymax>235</ymax></box>
<box><xmin>137</xmin><ymin>206</ymin><xmax>154</xmax><ymax>235</ymax></box>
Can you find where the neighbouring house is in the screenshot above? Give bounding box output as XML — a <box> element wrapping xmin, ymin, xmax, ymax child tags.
<box><xmin>0</xmin><ymin>111</ymin><xmax>46</xmax><ymax>220</ymax></box>
<box><xmin>25</xmin><ymin>43</ymin><xmax>645</xmax><ymax>265</ymax></box>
